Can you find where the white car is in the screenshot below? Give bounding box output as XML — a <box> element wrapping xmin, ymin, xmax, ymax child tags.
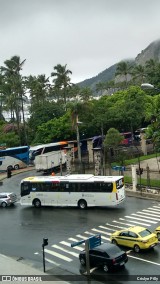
<box><xmin>0</xmin><ymin>192</ymin><xmax>17</xmax><ymax>207</ymax></box>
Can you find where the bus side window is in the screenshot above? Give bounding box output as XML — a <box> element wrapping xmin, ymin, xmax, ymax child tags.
<box><xmin>0</xmin><ymin>161</ymin><xmax>2</xmax><ymax>166</ymax></box>
<box><xmin>103</xmin><ymin>183</ymin><xmax>113</xmax><ymax>192</ymax></box>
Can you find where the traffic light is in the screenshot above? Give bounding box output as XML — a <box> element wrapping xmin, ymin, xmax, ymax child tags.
<box><xmin>42</xmin><ymin>238</ymin><xmax>48</xmax><ymax>247</ymax></box>
<box><xmin>136</xmin><ymin>168</ymin><xmax>143</xmax><ymax>175</ymax></box>
<box><xmin>7</xmin><ymin>168</ymin><xmax>12</xmax><ymax>178</ymax></box>
<box><xmin>140</xmin><ymin>168</ymin><xmax>143</xmax><ymax>175</ymax></box>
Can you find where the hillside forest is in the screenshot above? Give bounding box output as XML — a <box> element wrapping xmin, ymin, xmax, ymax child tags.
<box><xmin>0</xmin><ymin>56</ymin><xmax>160</xmax><ymax>152</ymax></box>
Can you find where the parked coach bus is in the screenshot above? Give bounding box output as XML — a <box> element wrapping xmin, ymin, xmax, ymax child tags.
<box><xmin>20</xmin><ymin>174</ymin><xmax>125</xmax><ymax>209</ymax></box>
<box><xmin>0</xmin><ymin>146</ymin><xmax>29</xmax><ymax>172</ymax></box>
<box><xmin>29</xmin><ymin>141</ymin><xmax>68</xmax><ymax>163</ymax></box>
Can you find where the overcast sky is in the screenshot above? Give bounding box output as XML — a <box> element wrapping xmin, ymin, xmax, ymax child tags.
<box><xmin>0</xmin><ymin>0</ymin><xmax>160</xmax><ymax>83</ymax></box>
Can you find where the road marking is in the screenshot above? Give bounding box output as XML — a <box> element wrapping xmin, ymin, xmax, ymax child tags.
<box><xmin>119</xmin><ymin>218</ymin><xmax>150</xmax><ymax>227</ymax></box>
<box><xmin>128</xmin><ymin>255</ymin><xmax>160</xmax><ymax>266</ymax></box>
<box><xmin>141</xmin><ymin>210</ymin><xmax>160</xmax><ymax>217</ymax></box>
<box><xmin>106</xmin><ymin>222</ymin><xmax>129</xmax><ymax>229</ymax></box>
<box><xmin>52</xmin><ymin>245</ymin><xmax>79</xmax><ymax>257</ymax></box>
<box><xmin>142</xmin><ymin>209</ymin><xmax>160</xmax><ymax>217</ymax></box>
<box><xmin>131</xmin><ymin>213</ymin><xmax>159</xmax><ymax>222</ymax></box>
<box><xmin>148</xmin><ymin>207</ymin><xmax>160</xmax><ymax>213</ymax></box>
<box><xmin>112</xmin><ymin>221</ymin><xmax>133</xmax><ymax>227</ymax></box>
<box><xmin>136</xmin><ymin>212</ymin><xmax>160</xmax><ymax>221</ymax></box>
<box><xmin>61</xmin><ymin>241</ymin><xmax>83</xmax><ymax>251</ymax></box>
<box><xmin>76</xmin><ymin>234</ymin><xmax>88</xmax><ymax>240</ymax></box>
<box><xmin>124</xmin><ymin>216</ymin><xmax>156</xmax><ymax>224</ymax></box>
<box><xmin>99</xmin><ymin>225</ymin><xmax>118</xmax><ymax>231</ymax></box>
<box><xmin>91</xmin><ymin>228</ymin><xmax>111</xmax><ymax>236</ymax></box>
<box><xmin>84</xmin><ymin>231</ymin><xmax>109</xmax><ymax>241</ymax></box>
<box><xmin>45</xmin><ymin>257</ymin><xmax>60</xmax><ymax>266</ymax></box>
<box><xmin>153</xmin><ymin>206</ymin><xmax>160</xmax><ymax>209</ymax></box>
<box><xmin>45</xmin><ymin>248</ymin><xmax>72</xmax><ymax>262</ymax></box>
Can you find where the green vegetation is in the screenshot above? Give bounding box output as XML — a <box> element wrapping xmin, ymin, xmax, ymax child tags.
<box><xmin>0</xmin><ymin>55</ymin><xmax>160</xmax><ymax>154</ymax></box>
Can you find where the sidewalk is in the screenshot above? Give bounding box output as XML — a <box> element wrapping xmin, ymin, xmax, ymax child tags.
<box><xmin>0</xmin><ymin>253</ymin><xmax>75</xmax><ymax>283</ymax></box>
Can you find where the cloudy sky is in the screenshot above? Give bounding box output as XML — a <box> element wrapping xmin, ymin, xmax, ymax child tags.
<box><xmin>0</xmin><ymin>0</ymin><xmax>160</xmax><ymax>83</ymax></box>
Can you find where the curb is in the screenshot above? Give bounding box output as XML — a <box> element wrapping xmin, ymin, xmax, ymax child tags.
<box><xmin>0</xmin><ymin>166</ymin><xmax>35</xmax><ymax>181</ymax></box>
<box><xmin>125</xmin><ymin>189</ymin><xmax>160</xmax><ymax>201</ymax></box>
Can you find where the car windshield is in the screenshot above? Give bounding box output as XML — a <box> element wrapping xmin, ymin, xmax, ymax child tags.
<box><xmin>139</xmin><ymin>229</ymin><xmax>152</xmax><ymax>237</ymax></box>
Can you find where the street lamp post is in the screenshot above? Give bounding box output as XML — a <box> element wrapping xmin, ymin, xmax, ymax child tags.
<box><xmin>76</xmin><ymin>119</ymin><xmax>82</xmax><ymax>163</ymax></box>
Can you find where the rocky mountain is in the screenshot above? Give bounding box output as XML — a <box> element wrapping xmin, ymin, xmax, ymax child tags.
<box><xmin>77</xmin><ymin>39</ymin><xmax>160</xmax><ymax>92</ymax></box>
<box><xmin>135</xmin><ymin>39</ymin><xmax>160</xmax><ymax>65</ymax></box>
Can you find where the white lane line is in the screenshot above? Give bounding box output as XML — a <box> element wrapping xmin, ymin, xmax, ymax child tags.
<box><xmin>61</xmin><ymin>241</ymin><xmax>83</xmax><ymax>251</ymax></box>
<box><xmin>106</xmin><ymin>222</ymin><xmax>128</xmax><ymax>229</ymax></box>
<box><xmin>99</xmin><ymin>226</ymin><xmax>116</xmax><ymax>231</ymax></box>
<box><xmin>153</xmin><ymin>206</ymin><xmax>160</xmax><ymax>209</ymax></box>
<box><xmin>91</xmin><ymin>228</ymin><xmax>111</xmax><ymax>236</ymax></box>
<box><xmin>119</xmin><ymin>218</ymin><xmax>150</xmax><ymax>227</ymax></box>
<box><xmin>131</xmin><ymin>213</ymin><xmax>159</xmax><ymax>222</ymax></box>
<box><xmin>84</xmin><ymin>231</ymin><xmax>109</xmax><ymax>241</ymax></box>
<box><xmin>112</xmin><ymin>221</ymin><xmax>133</xmax><ymax>227</ymax></box>
<box><xmin>136</xmin><ymin>212</ymin><xmax>160</xmax><ymax>221</ymax></box>
<box><xmin>52</xmin><ymin>245</ymin><xmax>79</xmax><ymax>257</ymax></box>
<box><xmin>124</xmin><ymin>216</ymin><xmax>156</xmax><ymax>224</ymax></box>
<box><xmin>45</xmin><ymin>248</ymin><xmax>72</xmax><ymax>262</ymax></box>
<box><xmin>128</xmin><ymin>255</ymin><xmax>160</xmax><ymax>266</ymax></box>
<box><xmin>142</xmin><ymin>209</ymin><xmax>160</xmax><ymax>216</ymax></box>
<box><xmin>148</xmin><ymin>207</ymin><xmax>160</xmax><ymax>213</ymax></box>
<box><xmin>45</xmin><ymin>258</ymin><xmax>60</xmax><ymax>266</ymax></box>
<box><xmin>68</xmin><ymin>237</ymin><xmax>80</xmax><ymax>242</ymax></box>
<box><xmin>76</xmin><ymin>234</ymin><xmax>88</xmax><ymax>239</ymax></box>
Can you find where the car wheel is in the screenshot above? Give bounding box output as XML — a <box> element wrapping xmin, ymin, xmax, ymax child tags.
<box><xmin>33</xmin><ymin>199</ymin><xmax>41</xmax><ymax>208</ymax></box>
<box><xmin>14</xmin><ymin>164</ymin><xmax>19</xmax><ymax>170</ymax></box>
<box><xmin>134</xmin><ymin>244</ymin><xmax>140</xmax><ymax>253</ymax></box>
<box><xmin>79</xmin><ymin>257</ymin><xmax>86</xmax><ymax>266</ymax></box>
<box><xmin>111</xmin><ymin>239</ymin><xmax>117</xmax><ymax>245</ymax></box>
<box><xmin>1</xmin><ymin>202</ymin><xmax>7</xmax><ymax>208</ymax></box>
<box><xmin>103</xmin><ymin>264</ymin><xmax>109</xmax><ymax>272</ymax></box>
<box><xmin>157</xmin><ymin>233</ymin><xmax>160</xmax><ymax>240</ymax></box>
<box><xmin>78</xmin><ymin>200</ymin><xmax>87</xmax><ymax>209</ymax></box>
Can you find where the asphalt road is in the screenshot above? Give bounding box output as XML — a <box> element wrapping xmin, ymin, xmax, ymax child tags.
<box><xmin>0</xmin><ymin>171</ymin><xmax>160</xmax><ymax>283</ymax></box>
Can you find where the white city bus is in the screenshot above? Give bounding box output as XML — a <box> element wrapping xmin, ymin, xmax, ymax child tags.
<box><xmin>20</xmin><ymin>174</ymin><xmax>125</xmax><ymax>209</ymax></box>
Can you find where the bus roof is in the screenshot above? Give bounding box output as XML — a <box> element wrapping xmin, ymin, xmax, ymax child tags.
<box><xmin>21</xmin><ymin>174</ymin><xmax>124</xmax><ymax>183</ymax></box>
<box><xmin>0</xmin><ymin>146</ymin><xmax>29</xmax><ymax>152</ymax></box>
<box><xmin>29</xmin><ymin>142</ymin><xmax>68</xmax><ymax>151</ymax></box>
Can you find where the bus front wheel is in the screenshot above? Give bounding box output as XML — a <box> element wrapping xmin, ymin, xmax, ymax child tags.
<box><xmin>33</xmin><ymin>199</ymin><xmax>41</xmax><ymax>208</ymax></box>
<box><xmin>78</xmin><ymin>200</ymin><xmax>87</xmax><ymax>210</ymax></box>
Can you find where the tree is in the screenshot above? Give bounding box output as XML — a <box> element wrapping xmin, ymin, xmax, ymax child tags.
<box><xmin>115</xmin><ymin>61</ymin><xmax>133</xmax><ymax>87</ymax></box>
<box><xmin>0</xmin><ymin>56</ymin><xmax>26</xmax><ymax>144</ymax></box>
<box><xmin>51</xmin><ymin>64</ymin><xmax>72</xmax><ymax>105</ymax></box>
<box><xmin>104</xmin><ymin>128</ymin><xmax>123</xmax><ymax>150</ymax></box>
<box><xmin>131</xmin><ymin>64</ymin><xmax>146</xmax><ymax>84</ymax></box>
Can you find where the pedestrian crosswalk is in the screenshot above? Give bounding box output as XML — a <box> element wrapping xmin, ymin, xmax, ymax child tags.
<box><xmin>35</xmin><ymin>204</ymin><xmax>160</xmax><ymax>265</ymax></box>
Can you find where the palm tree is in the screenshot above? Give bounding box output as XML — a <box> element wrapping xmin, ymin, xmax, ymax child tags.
<box><xmin>51</xmin><ymin>64</ymin><xmax>72</xmax><ymax>106</ymax></box>
<box><xmin>132</xmin><ymin>64</ymin><xmax>146</xmax><ymax>84</ymax></box>
<box><xmin>0</xmin><ymin>56</ymin><xmax>27</xmax><ymax>144</ymax></box>
<box><xmin>115</xmin><ymin>61</ymin><xmax>133</xmax><ymax>87</ymax></box>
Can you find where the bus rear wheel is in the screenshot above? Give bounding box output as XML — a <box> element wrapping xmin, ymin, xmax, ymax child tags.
<box><xmin>14</xmin><ymin>164</ymin><xmax>19</xmax><ymax>170</ymax></box>
<box><xmin>78</xmin><ymin>200</ymin><xmax>87</xmax><ymax>210</ymax></box>
<box><xmin>33</xmin><ymin>199</ymin><xmax>41</xmax><ymax>208</ymax></box>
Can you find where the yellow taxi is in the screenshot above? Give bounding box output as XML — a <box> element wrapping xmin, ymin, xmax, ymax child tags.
<box><xmin>110</xmin><ymin>226</ymin><xmax>158</xmax><ymax>253</ymax></box>
<box><xmin>154</xmin><ymin>226</ymin><xmax>160</xmax><ymax>240</ymax></box>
